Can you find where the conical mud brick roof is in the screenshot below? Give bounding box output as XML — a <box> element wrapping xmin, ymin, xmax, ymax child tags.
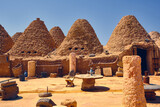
<box><xmin>49</xmin><ymin>26</ymin><xmax>65</xmax><ymax>48</ymax></box>
<box><xmin>54</xmin><ymin>19</ymin><xmax>103</xmax><ymax>56</ymax></box>
<box><xmin>106</xmin><ymin>15</ymin><xmax>152</xmax><ymax>53</ymax></box>
<box><xmin>9</xmin><ymin>18</ymin><xmax>56</xmax><ymax>56</ymax></box>
<box><xmin>149</xmin><ymin>31</ymin><xmax>160</xmax><ymax>48</ymax></box>
<box><xmin>12</xmin><ymin>32</ymin><xmax>22</xmax><ymax>43</ymax></box>
<box><xmin>0</xmin><ymin>25</ymin><xmax>14</xmax><ymax>54</ymax></box>
<box><xmin>149</xmin><ymin>31</ymin><xmax>160</xmax><ymax>41</ymax></box>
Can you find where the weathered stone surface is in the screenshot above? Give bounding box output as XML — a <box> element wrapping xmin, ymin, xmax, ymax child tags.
<box><xmin>12</xmin><ymin>32</ymin><xmax>22</xmax><ymax>43</ymax></box>
<box><xmin>69</xmin><ymin>52</ymin><xmax>76</xmax><ymax>73</ymax></box>
<box><xmin>1</xmin><ymin>81</ymin><xmax>19</xmax><ymax>100</ymax></box>
<box><xmin>116</xmin><ymin>71</ymin><xmax>123</xmax><ymax>77</ymax></box>
<box><xmin>12</xmin><ymin>64</ymin><xmax>22</xmax><ymax>78</ymax></box>
<box><xmin>36</xmin><ymin>98</ymin><xmax>56</xmax><ymax>107</ymax></box>
<box><xmin>122</xmin><ymin>56</ymin><xmax>146</xmax><ymax>107</ymax></box>
<box><xmin>81</xmin><ymin>78</ymin><xmax>95</xmax><ymax>91</ymax></box>
<box><xmin>39</xmin><ymin>92</ymin><xmax>52</xmax><ymax>97</ymax></box>
<box><xmin>28</xmin><ymin>61</ymin><xmax>36</xmax><ymax>77</ymax></box>
<box><xmin>0</xmin><ymin>55</ymin><xmax>11</xmax><ymax>77</ymax></box>
<box><xmin>49</xmin><ymin>26</ymin><xmax>65</xmax><ymax>48</ymax></box>
<box><xmin>0</xmin><ymin>25</ymin><xmax>14</xmax><ymax>55</ymax></box>
<box><xmin>50</xmin><ymin>73</ymin><xmax>57</xmax><ymax>78</ymax></box>
<box><xmin>61</xmin><ymin>99</ymin><xmax>77</xmax><ymax>107</ymax></box>
<box><xmin>103</xmin><ymin>67</ymin><xmax>112</xmax><ymax>77</ymax></box>
<box><xmin>95</xmin><ymin>67</ymin><xmax>101</xmax><ymax>75</ymax></box>
<box><xmin>53</xmin><ymin>19</ymin><xmax>103</xmax><ymax>56</ymax></box>
<box><xmin>89</xmin><ymin>54</ymin><xmax>95</xmax><ymax>57</ymax></box>
<box><xmin>8</xmin><ymin>18</ymin><xmax>56</xmax><ymax>56</ymax></box>
<box><xmin>75</xmin><ymin>74</ymin><xmax>103</xmax><ymax>91</ymax></box>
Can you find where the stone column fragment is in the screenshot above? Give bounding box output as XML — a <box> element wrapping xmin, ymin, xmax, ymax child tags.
<box><xmin>28</xmin><ymin>61</ymin><xmax>36</xmax><ymax>77</ymax></box>
<box><xmin>69</xmin><ymin>52</ymin><xmax>76</xmax><ymax>73</ymax></box>
<box><xmin>122</xmin><ymin>55</ymin><xmax>146</xmax><ymax>107</ymax></box>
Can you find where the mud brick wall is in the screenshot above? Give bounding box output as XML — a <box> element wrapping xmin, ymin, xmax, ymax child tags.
<box><xmin>0</xmin><ymin>55</ymin><xmax>11</xmax><ymax>77</ymax></box>
<box><xmin>77</xmin><ymin>57</ymin><xmax>118</xmax><ymax>74</ymax></box>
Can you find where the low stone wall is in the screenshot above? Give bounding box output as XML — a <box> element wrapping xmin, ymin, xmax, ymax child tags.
<box><xmin>8</xmin><ymin>56</ymin><xmax>117</xmax><ymax>77</ymax></box>
<box><xmin>36</xmin><ymin>65</ymin><xmax>62</xmax><ymax>76</ymax></box>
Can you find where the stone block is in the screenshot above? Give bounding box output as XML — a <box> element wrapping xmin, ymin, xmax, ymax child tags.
<box><xmin>12</xmin><ymin>64</ymin><xmax>22</xmax><ymax>78</ymax></box>
<box><xmin>36</xmin><ymin>98</ymin><xmax>56</xmax><ymax>107</ymax></box>
<box><xmin>28</xmin><ymin>61</ymin><xmax>36</xmax><ymax>77</ymax></box>
<box><xmin>1</xmin><ymin>81</ymin><xmax>19</xmax><ymax>100</ymax></box>
<box><xmin>50</xmin><ymin>73</ymin><xmax>57</xmax><ymax>78</ymax></box>
<box><xmin>116</xmin><ymin>71</ymin><xmax>123</xmax><ymax>77</ymax></box>
<box><xmin>103</xmin><ymin>67</ymin><xmax>112</xmax><ymax>77</ymax></box>
<box><xmin>122</xmin><ymin>56</ymin><xmax>146</xmax><ymax>107</ymax></box>
<box><xmin>61</xmin><ymin>99</ymin><xmax>77</xmax><ymax>107</ymax></box>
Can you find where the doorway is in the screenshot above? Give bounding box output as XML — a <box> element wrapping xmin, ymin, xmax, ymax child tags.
<box><xmin>137</xmin><ymin>48</ymin><xmax>147</xmax><ymax>75</ymax></box>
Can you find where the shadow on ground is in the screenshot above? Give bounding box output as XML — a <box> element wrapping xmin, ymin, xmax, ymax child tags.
<box><xmin>147</xmin><ymin>96</ymin><xmax>160</xmax><ymax>103</ymax></box>
<box><xmin>1</xmin><ymin>96</ymin><xmax>23</xmax><ymax>101</ymax></box>
<box><xmin>85</xmin><ymin>86</ymin><xmax>110</xmax><ymax>92</ymax></box>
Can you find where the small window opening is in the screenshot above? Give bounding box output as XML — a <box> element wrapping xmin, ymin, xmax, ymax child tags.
<box><xmin>33</xmin><ymin>51</ymin><xmax>37</xmax><ymax>53</ymax></box>
<box><xmin>21</xmin><ymin>51</ymin><xmax>24</xmax><ymax>53</ymax></box>
<box><xmin>75</xmin><ymin>48</ymin><xmax>78</xmax><ymax>50</ymax></box>
<box><xmin>81</xmin><ymin>48</ymin><xmax>84</xmax><ymax>50</ymax></box>
<box><xmin>27</xmin><ymin>51</ymin><xmax>31</xmax><ymax>54</ymax></box>
<box><xmin>69</xmin><ymin>48</ymin><xmax>72</xmax><ymax>50</ymax></box>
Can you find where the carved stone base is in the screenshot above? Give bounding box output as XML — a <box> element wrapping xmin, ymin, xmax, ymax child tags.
<box><xmin>81</xmin><ymin>78</ymin><xmax>95</xmax><ymax>91</ymax></box>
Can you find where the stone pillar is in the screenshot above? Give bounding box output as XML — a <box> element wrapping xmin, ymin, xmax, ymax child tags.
<box><xmin>28</xmin><ymin>61</ymin><xmax>36</xmax><ymax>77</ymax></box>
<box><xmin>81</xmin><ymin>78</ymin><xmax>95</xmax><ymax>91</ymax></box>
<box><xmin>69</xmin><ymin>52</ymin><xmax>76</xmax><ymax>73</ymax></box>
<box><xmin>122</xmin><ymin>56</ymin><xmax>146</xmax><ymax>107</ymax></box>
<box><xmin>1</xmin><ymin>81</ymin><xmax>19</xmax><ymax>100</ymax></box>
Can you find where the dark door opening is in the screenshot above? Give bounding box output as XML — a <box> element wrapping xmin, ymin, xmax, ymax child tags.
<box><xmin>137</xmin><ymin>48</ymin><xmax>147</xmax><ymax>75</ymax></box>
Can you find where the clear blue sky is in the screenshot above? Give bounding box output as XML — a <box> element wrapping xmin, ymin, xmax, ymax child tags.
<box><xmin>0</xmin><ymin>0</ymin><xmax>159</xmax><ymax>45</ymax></box>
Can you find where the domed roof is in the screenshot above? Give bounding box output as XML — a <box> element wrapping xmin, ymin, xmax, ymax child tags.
<box><xmin>9</xmin><ymin>18</ymin><xmax>56</xmax><ymax>56</ymax></box>
<box><xmin>49</xmin><ymin>26</ymin><xmax>65</xmax><ymax>48</ymax></box>
<box><xmin>0</xmin><ymin>24</ymin><xmax>14</xmax><ymax>54</ymax></box>
<box><xmin>53</xmin><ymin>19</ymin><xmax>103</xmax><ymax>56</ymax></box>
<box><xmin>106</xmin><ymin>15</ymin><xmax>152</xmax><ymax>53</ymax></box>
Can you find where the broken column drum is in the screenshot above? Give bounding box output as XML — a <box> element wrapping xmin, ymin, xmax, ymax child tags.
<box><xmin>122</xmin><ymin>56</ymin><xmax>146</xmax><ymax>107</ymax></box>
<box><xmin>69</xmin><ymin>52</ymin><xmax>76</xmax><ymax>73</ymax></box>
<box><xmin>0</xmin><ymin>81</ymin><xmax>19</xmax><ymax>100</ymax></box>
<box><xmin>28</xmin><ymin>61</ymin><xmax>36</xmax><ymax>77</ymax></box>
<box><xmin>75</xmin><ymin>74</ymin><xmax>103</xmax><ymax>91</ymax></box>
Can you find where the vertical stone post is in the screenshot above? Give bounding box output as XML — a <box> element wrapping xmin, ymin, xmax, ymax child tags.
<box><xmin>69</xmin><ymin>52</ymin><xmax>76</xmax><ymax>73</ymax></box>
<box><xmin>28</xmin><ymin>61</ymin><xmax>36</xmax><ymax>77</ymax></box>
<box><xmin>122</xmin><ymin>56</ymin><xmax>146</xmax><ymax>107</ymax></box>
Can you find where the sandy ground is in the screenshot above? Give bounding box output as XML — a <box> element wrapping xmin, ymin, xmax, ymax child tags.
<box><xmin>0</xmin><ymin>76</ymin><xmax>160</xmax><ymax>107</ymax></box>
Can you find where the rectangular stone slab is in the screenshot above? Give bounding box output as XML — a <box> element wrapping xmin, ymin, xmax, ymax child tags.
<box><xmin>103</xmin><ymin>67</ymin><xmax>112</xmax><ymax>77</ymax></box>
<box><xmin>95</xmin><ymin>68</ymin><xmax>101</xmax><ymax>75</ymax></box>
